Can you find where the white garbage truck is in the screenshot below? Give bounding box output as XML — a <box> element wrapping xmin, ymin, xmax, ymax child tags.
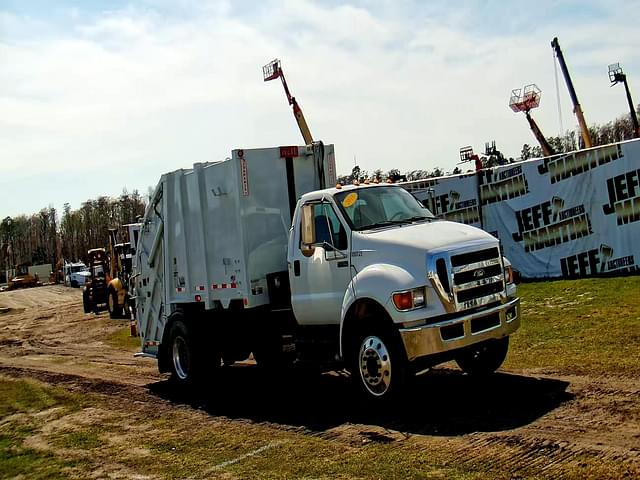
<box><xmin>134</xmin><ymin>141</ymin><xmax>520</xmax><ymax>400</ymax></box>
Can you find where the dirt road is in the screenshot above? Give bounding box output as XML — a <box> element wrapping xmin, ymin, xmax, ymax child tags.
<box><xmin>1</xmin><ymin>285</ymin><xmax>638</xmax><ymax>479</ymax></box>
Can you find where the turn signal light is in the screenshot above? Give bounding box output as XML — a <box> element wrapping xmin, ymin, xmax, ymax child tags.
<box><xmin>505</xmin><ymin>265</ymin><xmax>514</xmax><ymax>284</ymax></box>
<box><xmin>393</xmin><ymin>287</ymin><xmax>427</xmax><ymax>311</ymax></box>
<box><xmin>393</xmin><ymin>292</ymin><xmax>413</xmax><ymax>310</ymax></box>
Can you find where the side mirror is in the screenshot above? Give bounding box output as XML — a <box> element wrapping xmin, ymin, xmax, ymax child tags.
<box><xmin>300</xmin><ymin>204</ymin><xmax>315</xmax><ymax>257</ymax></box>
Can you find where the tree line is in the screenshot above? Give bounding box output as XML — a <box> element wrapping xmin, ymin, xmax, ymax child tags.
<box><xmin>340</xmin><ymin>107</ymin><xmax>640</xmax><ymax>183</ymax></box>
<box><xmin>0</xmin><ymin>190</ymin><xmax>146</xmax><ymax>276</ymax></box>
<box><xmin>520</xmin><ymin>106</ymin><xmax>639</xmax><ymax>160</ymax></box>
<box><xmin>1</xmin><ymin>108</ymin><xmax>637</xmax><ymax>277</ymax></box>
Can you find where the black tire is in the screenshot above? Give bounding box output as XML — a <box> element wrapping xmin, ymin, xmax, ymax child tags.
<box><xmin>455</xmin><ymin>336</ymin><xmax>510</xmax><ymax>376</ymax></box>
<box><xmin>108</xmin><ymin>289</ymin><xmax>121</xmax><ymax>319</ymax></box>
<box><xmin>70</xmin><ymin>280</ymin><xmax>79</xmax><ymax>288</ymax></box>
<box><xmin>166</xmin><ymin>316</ymin><xmax>208</xmax><ymax>388</ymax></box>
<box><xmin>349</xmin><ymin>319</ymin><xmax>408</xmax><ymax>401</ymax></box>
<box><xmin>82</xmin><ymin>289</ymin><xmax>92</xmax><ymax>314</ymax></box>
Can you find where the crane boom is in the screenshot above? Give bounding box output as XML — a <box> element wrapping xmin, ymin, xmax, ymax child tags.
<box><xmin>526</xmin><ymin>112</ymin><xmax>555</xmax><ymax>157</ymax></box>
<box><xmin>263</xmin><ymin>59</ymin><xmax>314</xmax><ymax>145</ymax></box>
<box><xmin>551</xmin><ymin>37</ymin><xmax>592</xmax><ymax>148</ymax></box>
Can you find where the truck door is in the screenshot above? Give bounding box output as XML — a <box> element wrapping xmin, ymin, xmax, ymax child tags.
<box><xmin>289</xmin><ymin>201</ymin><xmax>351</xmax><ymax>325</ymax></box>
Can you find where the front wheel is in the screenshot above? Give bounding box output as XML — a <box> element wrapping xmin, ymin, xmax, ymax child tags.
<box><xmin>455</xmin><ymin>336</ymin><xmax>509</xmax><ymax>376</ymax></box>
<box><xmin>350</xmin><ymin>323</ymin><xmax>408</xmax><ymax>401</ymax></box>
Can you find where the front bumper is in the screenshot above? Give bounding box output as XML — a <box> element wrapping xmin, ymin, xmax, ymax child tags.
<box><xmin>399</xmin><ymin>297</ymin><xmax>520</xmax><ymax>361</ymax></box>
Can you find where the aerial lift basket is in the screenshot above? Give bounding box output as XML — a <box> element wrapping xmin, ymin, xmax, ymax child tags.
<box><xmin>509</xmin><ymin>84</ymin><xmax>541</xmax><ymax>113</ymax></box>
<box><xmin>263</xmin><ymin>59</ymin><xmax>282</xmax><ymax>82</ymax></box>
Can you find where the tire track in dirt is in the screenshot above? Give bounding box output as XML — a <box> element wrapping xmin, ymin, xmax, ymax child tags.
<box><xmin>1</xmin><ymin>286</ymin><xmax>639</xmax><ymax>479</ymax></box>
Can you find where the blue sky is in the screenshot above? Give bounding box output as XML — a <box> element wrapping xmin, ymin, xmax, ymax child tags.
<box><xmin>2</xmin><ymin>0</ymin><xmax>639</xmax><ymax>217</ymax></box>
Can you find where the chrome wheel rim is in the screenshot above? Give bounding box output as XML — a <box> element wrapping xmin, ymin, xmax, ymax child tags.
<box><xmin>359</xmin><ymin>335</ymin><xmax>391</xmax><ymax>397</ymax></box>
<box><xmin>172</xmin><ymin>335</ymin><xmax>189</xmax><ymax>380</ymax></box>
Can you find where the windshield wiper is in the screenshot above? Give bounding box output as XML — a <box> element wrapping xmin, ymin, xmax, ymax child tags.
<box><xmin>361</xmin><ymin>216</ymin><xmax>434</xmax><ymax>230</ymax></box>
<box><xmin>401</xmin><ymin>215</ymin><xmax>433</xmax><ymax>223</ymax></box>
<box><xmin>361</xmin><ymin>220</ymin><xmax>401</xmax><ymax>229</ymax></box>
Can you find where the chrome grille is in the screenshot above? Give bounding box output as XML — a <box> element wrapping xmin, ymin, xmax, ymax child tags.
<box><xmin>451</xmin><ymin>247</ymin><xmax>504</xmax><ymax>309</ymax></box>
<box><xmin>428</xmin><ymin>245</ymin><xmax>506</xmax><ymax>313</ymax></box>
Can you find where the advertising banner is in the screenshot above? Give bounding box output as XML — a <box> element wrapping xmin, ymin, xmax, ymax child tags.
<box><xmin>482</xmin><ymin>139</ymin><xmax>640</xmax><ymax>278</ymax></box>
<box><xmin>403</xmin><ymin>172</ymin><xmax>482</xmax><ymax>228</ymax></box>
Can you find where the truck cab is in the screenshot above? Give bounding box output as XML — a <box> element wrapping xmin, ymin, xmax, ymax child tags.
<box><xmin>288</xmin><ymin>183</ymin><xmax>520</xmax><ymax>398</ymax></box>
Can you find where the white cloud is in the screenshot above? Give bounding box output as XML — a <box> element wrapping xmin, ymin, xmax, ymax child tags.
<box><xmin>1</xmin><ymin>0</ymin><xmax>639</xmax><ymax>216</ymax></box>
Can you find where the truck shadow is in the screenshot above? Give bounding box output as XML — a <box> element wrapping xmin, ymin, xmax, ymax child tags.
<box><xmin>147</xmin><ymin>366</ymin><xmax>571</xmax><ymax>437</ymax></box>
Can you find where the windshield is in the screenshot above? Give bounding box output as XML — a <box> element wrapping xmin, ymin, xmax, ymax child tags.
<box><xmin>335</xmin><ymin>186</ymin><xmax>435</xmax><ymax>231</ymax></box>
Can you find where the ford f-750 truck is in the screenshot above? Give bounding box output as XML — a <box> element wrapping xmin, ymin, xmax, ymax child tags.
<box><xmin>134</xmin><ymin>142</ymin><xmax>519</xmax><ymax>400</ymax></box>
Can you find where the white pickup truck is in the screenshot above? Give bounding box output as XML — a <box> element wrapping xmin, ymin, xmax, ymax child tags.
<box><xmin>63</xmin><ymin>262</ymin><xmax>90</xmax><ymax>288</ymax></box>
<box><xmin>134</xmin><ymin>142</ymin><xmax>519</xmax><ymax>400</ymax></box>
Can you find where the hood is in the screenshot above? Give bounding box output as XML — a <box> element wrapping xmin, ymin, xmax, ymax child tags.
<box><xmin>351</xmin><ymin>220</ymin><xmax>498</xmax><ymax>281</ymax></box>
<box><xmin>353</xmin><ymin>220</ymin><xmax>497</xmax><ymax>255</ymax></box>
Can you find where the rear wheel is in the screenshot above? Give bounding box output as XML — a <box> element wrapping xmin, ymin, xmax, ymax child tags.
<box><xmin>350</xmin><ymin>320</ymin><xmax>408</xmax><ymax>401</ymax></box>
<box><xmin>168</xmin><ymin>320</ymin><xmax>197</xmax><ymax>385</ymax></box>
<box><xmin>82</xmin><ymin>289</ymin><xmax>92</xmax><ymax>314</ymax></box>
<box><xmin>455</xmin><ymin>336</ymin><xmax>509</xmax><ymax>376</ymax></box>
<box><xmin>165</xmin><ymin>315</ymin><xmax>214</xmax><ymax>388</ymax></box>
<box><xmin>107</xmin><ymin>289</ymin><xmax>121</xmax><ymax>319</ymax></box>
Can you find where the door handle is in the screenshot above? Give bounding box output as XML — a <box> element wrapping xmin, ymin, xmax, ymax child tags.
<box><xmin>337</xmin><ymin>261</ymin><xmax>348</xmax><ymax>268</ymax></box>
<box><xmin>294</xmin><ymin>260</ymin><xmax>300</xmax><ymax>276</ymax></box>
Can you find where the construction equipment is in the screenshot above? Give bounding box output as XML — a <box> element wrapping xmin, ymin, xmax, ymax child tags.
<box><xmin>552</xmin><ymin>37</ymin><xmax>592</xmax><ymax>148</ymax></box>
<box><xmin>7</xmin><ymin>263</ymin><xmax>40</xmax><ymax>290</ymax></box>
<box><xmin>82</xmin><ymin>249</ymin><xmax>110</xmax><ymax>313</ymax></box>
<box><xmin>509</xmin><ymin>84</ymin><xmax>556</xmax><ymax>157</ymax></box>
<box><xmin>608</xmin><ymin>62</ymin><xmax>640</xmax><ymax>138</ymax></box>
<box><xmin>105</xmin><ymin>225</ymin><xmax>139</xmax><ymax>319</ymax></box>
<box><xmin>263</xmin><ymin>59</ymin><xmax>313</xmax><ymax>145</ymax></box>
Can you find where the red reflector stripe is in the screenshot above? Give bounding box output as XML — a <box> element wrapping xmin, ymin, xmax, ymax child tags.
<box><xmin>211</xmin><ymin>283</ymin><xmax>239</xmax><ymax>290</ymax></box>
<box><xmin>176</xmin><ymin>287</ymin><xmax>186</xmax><ymax>293</ymax></box>
<box><xmin>196</xmin><ymin>286</ymin><xmax>205</xmax><ymax>291</ymax></box>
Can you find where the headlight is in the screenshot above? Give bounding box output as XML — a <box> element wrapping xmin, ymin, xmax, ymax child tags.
<box><xmin>393</xmin><ymin>287</ymin><xmax>427</xmax><ymax>311</ymax></box>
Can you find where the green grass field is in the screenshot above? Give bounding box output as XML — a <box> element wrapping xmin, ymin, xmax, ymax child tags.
<box><xmin>1</xmin><ymin>276</ymin><xmax>639</xmax><ymax>479</ymax></box>
<box><xmin>506</xmin><ymin>276</ymin><xmax>640</xmax><ymax>376</ymax></box>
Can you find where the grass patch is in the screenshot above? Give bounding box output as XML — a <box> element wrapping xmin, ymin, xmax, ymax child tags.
<box><xmin>0</xmin><ymin>376</ymin><xmax>82</xmax><ymax>418</ymax></box>
<box><xmin>53</xmin><ymin>428</ymin><xmax>102</xmax><ymax>450</ymax></box>
<box><xmin>105</xmin><ymin>325</ymin><xmax>140</xmax><ymax>351</ymax></box>
<box><xmin>505</xmin><ymin>276</ymin><xmax>640</xmax><ymax>376</ymax></box>
<box><xmin>0</xmin><ymin>377</ymin><xmax>86</xmax><ymax>479</ymax></box>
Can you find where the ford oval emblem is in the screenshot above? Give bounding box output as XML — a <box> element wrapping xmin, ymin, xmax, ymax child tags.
<box><xmin>474</xmin><ymin>269</ymin><xmax>485</xmax><ymax>278</ymax></box>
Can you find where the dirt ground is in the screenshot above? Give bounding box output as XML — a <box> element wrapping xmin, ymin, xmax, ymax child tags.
<box><xmin>0</xmin><ymin>285</ymin><xmax>638</xmax><ymax>479</ymax></box>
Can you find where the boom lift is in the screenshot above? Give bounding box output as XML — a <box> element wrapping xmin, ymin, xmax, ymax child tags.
<box><xmin>552</xmin><ymin>37</ymin><xmax>592</xmax><ymax>148</ymax></box>
<box><xmin>608</xmin><ymin>63</ymin><xmax>640</xmax><ymax>138</ymax></box>
<box><xmin>263</xmin><ymin>59</ymin><xmax>314</xmax><ymax>145</ymax></box>
<box><xmin>509</xmin><ymin>84</ymin><xmax>556</xmax><ymax>157</ymax></box>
